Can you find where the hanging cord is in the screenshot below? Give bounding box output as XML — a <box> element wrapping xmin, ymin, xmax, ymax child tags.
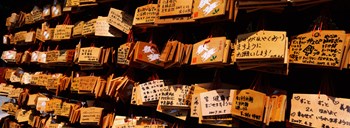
<box><xmin>249</xmin><ymin>73</ymin><xmax>262</xmax><ymax>91</ymax></box>
<box><xmin>148</xmin><ymin>30</ymin><xmax>154</xmax><ymax>44</ymax></box>
<box><xmin>257</xmin><ymin>11</ymin><xmax>266</xmax><ymax>31</ymax></box>
<box><xmin>127</xmin><ymin>30</ymin><xmax>134</xmax><ymax>43</ymax></box>
<box><xmin>312</xmin><ymin>16</ymin><xmax>323</xmax><ymax>37</ymax></box>
<box><xmin>177</xmin><ymin>69</ymin><xmax>185</xmax><ymax>84</ymax></box>
<box><xmin>212</xmin><ymin>68</ymin><xmax>222</xmax><ymax>90</ymax></box>
<box><xmin>63</xmin><ymin>13</ymin><xmax>71</xmax><ymax>25</ymax></box>
<box><xmin>37</xmin><ymin>42</ymin><xmax>43</xmax><ymax>51</ymax></box>
<box><xmin>318</xmin><ymin>72</ymin><xmax>334</xmax><ymax>98</ymax></box>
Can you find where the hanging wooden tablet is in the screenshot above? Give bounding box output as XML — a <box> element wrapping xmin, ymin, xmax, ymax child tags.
<box><xmin>43</xmin><ymin>5</ymin><xmax>51</xmax><ymax>18</ymax></box>
<box><xmin>37</xmin><ymin>51</ymin><xmax>47</xmax><ymax>63</ymax></box>
<box><xmin>45</xmin><ymin>98</ymin><xmax>62</xmax><ymax>112</ymax></box>
<box><xmin>132</xmin><ymin>41</ymin><xmax>164</xmax><ymax>67</ymax></box>
<box><xmin>198</xmin><ymin>89</ymin><xmax>236</xmax><ymax>127</ymax></box>
<box><xmin>264</xmin><ymin>94</ymin><xmax>286</xmax><ymax>125</ymax></box>
<box><xmin>133</xmin><ymin>4</ymin><xmax>158</xmax><ymax>26</ymax></box>
<box><xmin>38</xmin><ymin>74</ymin><xmax>49</xmax><ymax>86</ymax></box>
<box><xmin>80</xmin><ymin>107</ymin><xmax>104</xmax><ymax>125</ymax></box>
<box><xmin>78</xmin><ymin>76</ymin><xmax>99</xmax><ymax>93</ymax></box>
<box><xmin>15</xmin><ymin>52</ymin><xmax>23</xmax><ymax>64</ymax></box>
<box><xmin>73</xmin><ymin>21</ymin><xmax>84</xmax><ymax>36</ymax></box>
<box><xmin>95</xmin><ymin>16</ymin><xmax>123</xmax><ymax>37</ymax></box>
<box><xmin>1</xmin><ymin>50</ymin><xmax>17</xmax><ymax>63</ymax></box>
<box><xmin>51</xmin><ymin>2</ymin><xmax>62</xmax><ymax>18</ymax></box>
<box><xmin>35</xmin><ymin>28</ymin><xmax>45</xmax><ymax>42</ymax></box>
<box><xmin>191</xmin><ymin>37</ymin><xmax>226</xmax><ymax>65</ymax></box>
<box><xmin>3</xmin><ymin>35</ymin><xmax>10</xmax><ymax>45</ymax></box>
<box><xmin>156</xmin><ymin>85</ymin><xmax>191</xmax><ymax>120</ymax></box>
<box><xmin>43</xmin><ymin>28</ymin><xmax>55</xmax><ymax>41</ymax></box>
<box><xmin>36</xmin><ymin>96</ymin><xmax>50</xmax><ymax>112</ymax></box>
<box><xmin>13</xmin><ymin>31</ymin><xmax>27</xmax><ymax>43</ymax></box>
<box><xmin>4</xmin><ymin>69</ymin><xmax>14</xmax><ymax>80</ymax></box>
<box><xmin>24</xmin><ymin>13</ymin><xmax>34</xmax><ymax>25</ymax></box>
<box><xmin>15</xmin><ymin>109</ymin><xmax>32</xmax><ymax>123</ymax></box>
<box><xmin>159</xmin><ymin>41</ymin><xmax>174</xmax><ymax>62</ymax></box>
<box><xmin>82</xmin><ymin>19</ymin><xmax>96</xmax><ymax>36</ymax></box>
<box><xmin>236</xmin><ymin>30</ymin><xmax>287</xmax><ymax>59</ymax></box>
<box><xmin>66</xmin><ymin>0</ymin><xmax>80</xmax><ymax>7</ymax></box>
<box><xmin>46</xmin><ymin>74</ymin><xmax>62</xmax><ymax>90</ymax></box>
<box><xmin>8</xmin><ymin>87</ymin><xmax>22</xmax><ymax>98</ymax></box>
<box><xmin>235</xmin><ymin>30</ymin><xmax>288</xmax><ymax>73</ymax></box>
<box><xmin>117</xmin><ymin>42</ymin><xmax>132</xmax><ymax>65</ymax></box>
<box><xmin>232</xmin><ymin>89</ymin><xmax>266</xmax><ymax>122</ymax></box>
<box><xmin>32</xmin><ymin>6</ymin><xmax>43</xmax><ymax>22</ymax></box>
<box><xmin>53</xmin><ymin>25</ymin><xmax>73</xmax><ymax>40</ymax></box>
<box><xmin>158</xmin><ymin>85</ymin><xmax>191</xmax><ymax>108</ymax></box>
<box><xmin>25</xmin><ymin>31</ymin><xmax>35</xmax><ymax>43</ymax></box>
<box><xmin>342</xmin><ymin>34</ymin><xmax>350</xmax><ymax>69</ymax></box>
<box><xmin>192</xmin><ymin>0</ymin><xmax>227</xmax><ymax>20</ymax></box>
<box><xmin>31</xmin><ymin>51</ymin><xmax>40</xmax><ymax>63</ymax></box>
<box><xmin>290</xmin><ymin>94</ymin><xmax>350</xmax><ymax>128</ymax></box>
<box><xmin>78</xmin><ymin>47</ymin><xmax>102</xmax><ymax>65</ymax></box>
<box><xmin>139</xmin><ymin>80</ymin><xmax>165</xmax><ymax>103</ymax></box>
<box><xmin>20</xmin><ymin>72</ymin><xmax>31</xmax><ymax>85</ymax></box>
<box><xmin>130</xmin><ymin>85</ymin><xmax>144</xmax><ymax>106</ymax></box>
<box><xmin>57</xmin><ymin>50</ymin><xmax>75</xmax><ymax>63</ymax></box>
<box><xmin>55</xmin><ymin>102</ymin><xmax>75</xmax><ymax>117</ymax></box>
<box><xmin>158</xmin><ymin>0</ymin><xmax>193</xmax><ymax>17</ymax></box>
<box><xmin>161</xmin><ymin>41</ymin><xmax>187</xmax><ymax>68</ymax></box>
<box><xmin>289</xmin><ymin>30</ymin><xmax>346</xmax><ymax>68</ymax></box>
<box><xmin>189</xmin><ymin>84</ymin><xmax>211</xmax><ymax>117</ymax></box>
<box><xmin>107</xmin><ymin>8</ymin><xmax>133</xmax><ymax>34</ymax></box>
<box><xmin>16</xmin><ymin>12</ymin><xmax>26</xmax><ymax>28</ymax></box>
<box><xmin>26</xmin><ymin>94</ymin><xmax>38</xmax><ymax>106</ymax></box>
<box><xmin>46</xmin><ymin>50</ymin><xmax>60</xmax><ymax>63</ymax></box>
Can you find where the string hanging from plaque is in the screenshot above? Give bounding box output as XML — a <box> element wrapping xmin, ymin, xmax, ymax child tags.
<box><xmin>318</xmin><ymin>71</ymin><xmax>334</xmax><ymax>97</ymax></box>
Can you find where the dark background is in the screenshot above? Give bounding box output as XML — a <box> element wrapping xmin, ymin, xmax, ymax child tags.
<box><xmin>1</xmin><ymin>0</ymin><xmax>350</xmax><ymax>128</ymax></box>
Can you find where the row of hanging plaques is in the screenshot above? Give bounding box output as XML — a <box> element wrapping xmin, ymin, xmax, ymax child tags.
<box><xmin>130</xmin><ymin>80</ymin><xmax>350</xmax><ymax>128</ymax></box>
<box><xmin>0</xmin><ymin>88</ymin><xmax>168</xmax><ymax>128</ymax></box>
<box><xmin>130</xmin><ymin>80</ymin><xmax>288</xmax><ymax>127</ymax></box>
<box><xmin>115</xmin><ymin>30</ymin><xmax>349</xmax><ymax>75</ymax></box>
<box><xmin>2</xmin><ymin>29</ymin><xmax>349</xmax><ymax>75</ymax></box>
<box><xmin>133</xmin><ymin>0</ymin><xmax>237</xmax><ymax>26</ymax></box>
